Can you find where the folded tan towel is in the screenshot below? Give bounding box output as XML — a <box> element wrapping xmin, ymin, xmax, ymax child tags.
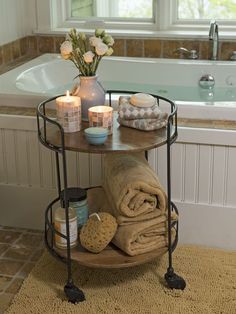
<box><xmin>87</xmin><ymin>187</ymin><xmax>177</xmax><ymax>256</ymax></box>
<box><xmin>103</xmin><ymin>153</ymin><xmax>167</xmax><ymax>220</ymax></box>
<box><xmin>112</xmin><ymin>216</ymin><xmax>170</xmax><ymax>256</ymax></box>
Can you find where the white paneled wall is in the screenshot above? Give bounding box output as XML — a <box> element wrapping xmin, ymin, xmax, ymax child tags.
<box><xmin>0</xmin><ymin>115</ymin><xmax>236</xmax><ymax>249</ymax></box>
<box><xmin>0</xmin><ymin>0</ymin><xmax>36</xmax><ymax>45</ymax></box>
<box><xmin>148</xmin><ymin>128</ymin><xmax>236</xmax><ymax>249</ymax></box>
<box><xmin>148</xmin><ymin>130</ymin><xmax>236</xmax><ymax>208</ymax></box>
<box><xmin>0</xmin><ymin>124</ymin><xmax>102</xmax><ymax>189</ymax></box>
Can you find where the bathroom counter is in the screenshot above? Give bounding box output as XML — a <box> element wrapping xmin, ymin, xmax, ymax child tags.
<box><xmin>1</xmin><ymin>105</ymin><xmax>236</xmax><ymax>131</ymax></box>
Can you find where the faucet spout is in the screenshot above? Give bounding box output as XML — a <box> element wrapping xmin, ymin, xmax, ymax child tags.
<box><xmin>209</xmin><ymin>20</ymin><xmax>219</xmax><ymax>60</ymax></box>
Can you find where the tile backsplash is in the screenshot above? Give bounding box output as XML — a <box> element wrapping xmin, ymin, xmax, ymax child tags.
<box><xmin>1</xmin><ymin>34</ymin><xmax>236</xmax><ymax>69</ymax></box>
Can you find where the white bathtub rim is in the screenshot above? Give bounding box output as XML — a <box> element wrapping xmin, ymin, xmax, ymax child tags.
<box><xmin>1</xmin><ymin>53</ymin><xmax>236</xmax><ymax>120</ymax></box>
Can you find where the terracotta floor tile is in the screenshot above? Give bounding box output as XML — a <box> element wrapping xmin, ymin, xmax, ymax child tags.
<box><xmin>0</xmin><ymin>244</ymin><xmax>9</xmax><ymax>255</ymax></box>
<box><xmin>0</xmin><ymin>259</ymin><xmax>24</xmax><ymax>276</ymax></box>
<box><xmin>0</xmin><ymin>226</ymin><xmax>44</xmax><ymax>312</ymax></box>
<box><xmin>0</xmin><ymin>275</ymin><xmax>12</xmax><ymax>292</ymax></box>
<box><xmin>2</xmin><ymin>226</ymin><xmax>25</xmax><ymax>231</ymax></box>
<box><xmin>0</xmin><ymin>293</ymin><xmax>14</xmax><ymax>312</ymax></box>
<box><xmin>25</xmin><ymin>229</ymin><xmax>43</xmax><ymax>234</ymax></box>
<box><xmin>5</xmin><ymin>277</ymin><xmax>23</xmax><ymax>294</ymax></box>
<box><xmin>15</xmin><ymin>233</ymin><xmax>44</xmax><ymax>248</ymax></box>
<box><xmin>17</xmin><ymin>262</ymin><xmax>35</xmax><ymax>278</ymax></box>
<box><xmin>3</xmin><ymin>245</ymin><xmax>34</xmax><ymax>261</ymax></box>
<box><xmin>0</xmin><ymin>230</ymin><xmax>22</xmax><ymax>244</ymax></box>
<box><xmin>31</xmin><ymin>248</ymin><xmax>44</xmax><ymax>262</ymax></box>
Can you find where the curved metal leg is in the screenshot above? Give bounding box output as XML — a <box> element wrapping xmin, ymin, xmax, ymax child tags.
<box><xmin>63</xmin><ymin>198</ymin><xmax>85</xmax><ymax>303</ymax></box>
<box><xmin>164</xmin><ymin>123</ymin><xmax>186</xmax><ymax>290</ymax></box>
<box><xmin>64</xmin><ymin>280</ymin><xmax>85</xmax><ymax>304</ymax></box>
<box><xmin>62</xmin><ymin>152</ymin><xmax>86</xmax><ymax>303</ymax></box>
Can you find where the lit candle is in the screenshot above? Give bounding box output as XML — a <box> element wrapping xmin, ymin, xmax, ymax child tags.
<box><xmin>88</xmin><ymin>106</ymin><xmax>113</xmax><ymax>135</ymax></box>
<box><xmin>56</xmin><ymin>91</ymin><xmax>81</xmax><ymax>133</ymax></box>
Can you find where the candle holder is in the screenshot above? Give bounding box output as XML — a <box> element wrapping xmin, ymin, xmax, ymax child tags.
<box><xmin>88</xmin><ymin>106</ymin><xmax>113</xmax><ymax>135</ymax></box>
<box><xmin>56</xmin><ymin>92</ymin><xmax>81</xmax><ymax>133</ymax></box>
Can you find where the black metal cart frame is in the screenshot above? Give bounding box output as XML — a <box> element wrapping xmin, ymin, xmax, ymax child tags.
<box><xmin>36</xmin><ymin>90</ymin><xmax>186</xmax><ymax>304</ymax></box>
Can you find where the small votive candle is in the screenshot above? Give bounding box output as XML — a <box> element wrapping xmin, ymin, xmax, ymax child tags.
<box><xmin>88</xmin><ymin>106</ymin><xmax>113</xmax><ymax>135</ymax></box>
<box><xmin>56</xmin><ymin>91</ymin><xmax>81</xmax><ymax>133</ymax></box>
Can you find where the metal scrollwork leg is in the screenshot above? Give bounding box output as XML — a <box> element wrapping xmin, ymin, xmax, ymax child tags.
<box><xmin>164</xmin><ymin>121</ymin><xmax>186</xmax><ymax>290</ymax></box>
<box><xmin>63</xmin><ymin>201</ymin><xmax>85</xmax><ymax>303</ymax></box>
<box><xmin>62</xmin><ymin>153</ymin><xmax>86</xmax><ymax>303</ymax></box>
<box><xmin>64</xmin><ymin>280</ymin><xmax>85</xmax><ymax>304</ymax></box>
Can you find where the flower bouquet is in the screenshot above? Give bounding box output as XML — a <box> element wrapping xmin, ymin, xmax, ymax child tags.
<box><xmin>60</xmin><ymin>28</ymin><xmax>114</xmax><ymax>77</ymax></box>
<box><xmin>60</xmin><ymin>28</ymin><xmax>115</xmax><ymax>120</ymax></box>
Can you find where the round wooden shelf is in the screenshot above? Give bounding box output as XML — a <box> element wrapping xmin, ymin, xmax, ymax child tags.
<box><xmin>45</xmin><ymin>112</ymin><xmax>175</xmax><ymax>154</ymax></box>
<box><xmin>55</xmin><ymin>241</ymin><xmax>167</xmax><ymax>269</ymax></box>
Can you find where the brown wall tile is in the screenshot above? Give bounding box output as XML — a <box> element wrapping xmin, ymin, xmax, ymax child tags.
<box><xmin>126</xmin><ymin>39</ymin><xmax>143</xmax><ymax>57</ymax></box>
<box><xmin>38</xmin><ymin>36</ymin><xmax>55</xmax><ymax>53</ymax></box>
<box><xmin>112</xmin><ymin>38</ymin><xmax>125</xmax><ymax>56</ymax></box>
<box><xmin>2</xmin><ymin>43</ymin><xmax>12</xmax><ymax>64</ymax></box>
<box><xmin>54</xmin><ymin>36</ymin><xmax>65</xmax><ymax>53</ymax></box>
<box><xmin>28</xmin><ymin>36</ymin><xmax>38</xmax><ymax>55</ymax></box>
<box><xmin>220</xmin><ymin>42</ymin><xmax>236</xmax><ymax>60</ymax></box>
<box><xmin>144</xmin><ymin>39</ymin><xmax>161</xmax><ymax>58</ymax></box>
<box><xmin>162</xmin><ymin>40</ymin><xmax>183</xmax><ymax>59</ymax></box>
<box><xmin>199</xmin><ymin>41</ymin><xmax>210</xmax><ymax>60</ymax></box>
<box><xmin>0</xmin><ymin>47</ymin><xmax>3</xmax><ymax>66</ymax></box>
<box><xmin>20</xmin><ymin>37</ymin><xmax>29</xmax><ymax>56</ymax></box>
<box><xmin>11</xmin><ymin>40</ymin><xmax>20</xmax><ymax>60</ymax></box>
<box><xmin>1</xmin><ymin>34</ymin><xmax>236</xmax><ymax>69</ymax></box>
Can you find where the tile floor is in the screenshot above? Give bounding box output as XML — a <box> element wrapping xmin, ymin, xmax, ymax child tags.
<box><xmin>0</xmin><ymin>225</ymin><xmax>44</xmax><ymax>313</ymax></box>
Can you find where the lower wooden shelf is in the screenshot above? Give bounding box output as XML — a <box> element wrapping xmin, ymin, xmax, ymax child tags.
<box><xmin>54</xmin><ymin>241</ymin><xmax>167</xmax><ymax>269</ymax></box>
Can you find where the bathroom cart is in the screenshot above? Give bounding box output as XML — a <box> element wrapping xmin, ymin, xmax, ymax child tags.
<box><xmin>36</xmin><ymin>90</ymin><xmax>186</xmax><ymax>304</ymax></box>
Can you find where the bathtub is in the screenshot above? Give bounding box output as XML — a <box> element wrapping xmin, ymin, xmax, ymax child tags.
<box><xmin>1</xmin><ymin>53</ymin><xmax>236</xmax><ymax>120</ymax></box>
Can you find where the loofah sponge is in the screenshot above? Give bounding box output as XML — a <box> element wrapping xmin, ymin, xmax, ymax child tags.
<box><xmin>80</xmin><ymin>212</ymin><xmax>118</xmax><ymax>253</ymax></box>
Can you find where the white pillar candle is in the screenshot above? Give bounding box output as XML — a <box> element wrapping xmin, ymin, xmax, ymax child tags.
<box><xmin>56</xmin><ymin>91</ymin><xmax>81</xmax><ymax>133</ymax></box>
<box><xmin>88</xmin><ymin>106</ymin><xmax>113</xmax><ymax>135</ymax></box>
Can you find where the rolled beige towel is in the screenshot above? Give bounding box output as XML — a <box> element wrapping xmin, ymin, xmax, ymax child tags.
<box><xmin>103</xmin><ymin>153</ymin><xmax>167</xmax><ymax>220</ymax></box>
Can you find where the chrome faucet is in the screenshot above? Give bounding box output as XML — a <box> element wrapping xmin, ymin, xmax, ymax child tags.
<box><xmin>174</xmin><ymin>47</ymin><xmax>198</xmax><ymax>59</ymax></box>
<box><xmin>209</xmin><ymin>20</ymin><xmax>219</xmax><ymax>60</ymax></box>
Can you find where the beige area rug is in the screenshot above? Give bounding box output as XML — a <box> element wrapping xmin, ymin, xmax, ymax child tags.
<box><xmin>6</xmin><ymin>245</ymin><xmax>236</xmax><ymax>314</ymax></box>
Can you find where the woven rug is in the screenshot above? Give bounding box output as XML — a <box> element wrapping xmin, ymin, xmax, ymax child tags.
<box><xmin>6</xmin><ymin>245</ymin><xmax>236</xmax><ymax>314</ymax></box>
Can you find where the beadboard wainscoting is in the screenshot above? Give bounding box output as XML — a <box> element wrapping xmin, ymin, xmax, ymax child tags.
<box><xmin>0</xmin><ymin>115</ymin><xmax>236</xmax><ymax>249</ymax></box>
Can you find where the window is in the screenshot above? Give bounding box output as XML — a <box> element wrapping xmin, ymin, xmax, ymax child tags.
<box><xmin>71</xmin><ymin>0</ymin><xmax>153</xmax><ymax>19</ymax></box>
<box><xmin>63</xmin><ymin>0</ymin><xmax>157</xmax><ymax>31</ymax></box>
<box><xmin>36</xmin><ymin>0</ymin><xmax>236</xmax><ymax>38</ymax></box>
<box><xmin>177</xmin><ymin>0</ymin><xmax>236</xmax><ymax>20</ymax></box>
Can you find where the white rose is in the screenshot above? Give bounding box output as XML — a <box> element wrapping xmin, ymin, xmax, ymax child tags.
<box><xmin>83</xmin><ymin>51</ymin><xmax>95</xmax><ymax>63</ymax></box>
<box><xmin>60</xmin><ymin>41</ymin><xmax>73</xmax><ymax>60</ymax></box>
<box><xmin>95</xmin><ymin>42</ymin><xmax>109</xmax><ymax>56</ymax></box>
<box><xmin>89</xmin><ymin>36</ymin><xmax>102</xmax><ymax>47</ymax></box>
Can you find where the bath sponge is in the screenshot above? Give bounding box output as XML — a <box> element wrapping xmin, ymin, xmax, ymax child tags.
<box><xmin>80</xmin><ymin>212</ymin><xmax>118</xmax><ymax>253</ymax></box>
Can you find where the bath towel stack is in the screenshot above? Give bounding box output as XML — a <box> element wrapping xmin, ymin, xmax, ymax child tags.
<box><xmin>88</xmin><ymin>153</ymin><xmax>177</xmax><ymax>256</ymax></box>
<box><xmin>118</xmin><ymin>94</ymin><xmax>168</xmax><ymax>131</ymax></box>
